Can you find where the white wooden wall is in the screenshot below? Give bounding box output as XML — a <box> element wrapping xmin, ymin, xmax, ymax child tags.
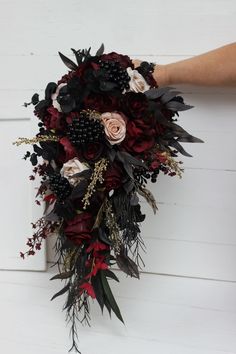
<box><xmin>1</xmin><ymin>0</ymin><xmax>235</xmax><ymax>280</ymax></box>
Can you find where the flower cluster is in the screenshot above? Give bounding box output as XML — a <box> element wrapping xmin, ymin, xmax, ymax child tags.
<box><xmin>18</xmin><ymin>44</ymin><xmax>203</xmax><ymax>353</ymax></box>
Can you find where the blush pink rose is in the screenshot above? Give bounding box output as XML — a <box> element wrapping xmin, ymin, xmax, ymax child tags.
<box><xmin>101</xmin><ymin>112</ymin><xmax>127</xmax><ymax>145</ymax></box>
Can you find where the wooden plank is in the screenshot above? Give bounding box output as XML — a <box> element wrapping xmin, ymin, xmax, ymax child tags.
<box><xmin>0</xmin><ymin>0</ymin><xmax>235</xmax><ymax>55</ymax></box>
<box><xmin>1</xmin><ymin>269</ymin><xmax>236</xmax><ymax>353</ymax></box>
<box><xmin>0</xmin><ymin>119</ymin><xmax>46</xmax><ymax>270</ymax></box>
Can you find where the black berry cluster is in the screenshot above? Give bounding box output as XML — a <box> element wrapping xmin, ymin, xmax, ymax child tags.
<box><xmin>67</xmin><ymin>112</ymin><xmax>105</xmax><ymax>147</ymax></box>
<box><xmin>48</xmin><ymin>174</ymin><xmax>72</xmax><ymax>201</ymax></box>
<box><xmin>99</xmin><ymin>60</ymin><xmax>130</xmax><ymax>91</ymax></box>
<box><xmin>134</xmin><ymin>168</ymin><xmax>160</xmax><ymax>185</ymax></box>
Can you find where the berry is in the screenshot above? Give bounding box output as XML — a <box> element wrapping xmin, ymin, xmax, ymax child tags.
<box><xmin>48</xmin><ymin>173</ymin><xmax>72</xmax><ymax>201</ymax></box>
<box><xmin>99</xmin><ymin>60</ymin><xmax>130</xmax><ymax>91</ymax></box>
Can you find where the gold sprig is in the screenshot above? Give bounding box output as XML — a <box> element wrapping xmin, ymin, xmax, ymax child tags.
<box><xmin>162</xmin><ymin>151</ymin><xmax>184</xmax><ymax>178</ymax></box>
<box><xmin>82</xmin><ymin>158</ymin><xmax>109</xmax><ymax>209</ymax></box>
<box><xmin>105</xmin><ymin>200</ymin><xmax>122</xmax><ymax>253</ymax></box>
<box><xmin>13</xmin><ymin>135</ymin><xmax>59</xmax><ymax>146</ymax></box>
<box><xmin>80</xmin><ymin>109</ymin><xmax>101</xmax><ymax>121</ymax></box>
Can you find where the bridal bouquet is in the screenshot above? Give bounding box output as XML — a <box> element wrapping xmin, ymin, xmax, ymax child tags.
<box><xmin>16</xmin><ymin>44</ymin><xmax>203</xmax><ymax>353</ymax></box>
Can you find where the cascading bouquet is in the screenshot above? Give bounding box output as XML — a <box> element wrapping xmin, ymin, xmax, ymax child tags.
<box><xmin>15</xmin><ymin>44</ymin><xmax>203</xmax><ymax>353</ymax></box>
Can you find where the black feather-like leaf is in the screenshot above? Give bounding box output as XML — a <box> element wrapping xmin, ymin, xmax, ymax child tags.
<box><xmin>166</xmin><ymin>101</ymin><xmax>194</xmax><ymax>111</ymax></box>
<box><xmin>116</xmin><ymin>253</ymin><xmax>140</xmax><ymax>279</ymax></box>
<box><xmin>58</xmin><ymin>52</ymin><xmax>78</xmax><ymax>71</ymax></box>
<box><xmin>51</xmin><ymin>282</ymin><xmax>70</xmax><ymax>301</ymax></box>
<box><xmin>96</xmin><ymin>43</ymin><xmax>105</xmax><ymax>56</ymax></box>
<box><xmin>177</xmin><ymin>135</ymin><xmax>204</xmax><ymax>143</ymax></box>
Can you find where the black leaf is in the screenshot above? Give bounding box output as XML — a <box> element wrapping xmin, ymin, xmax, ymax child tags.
<box><xmin>69</xmin><ymin>179</ymin><xmax>88</xmax><ymax>200</ymax></box>
<box><xmin>169</xmin><ymin>139</ymin><xmax>193</xmax><ymax>157</ymax></box>
<box><xmin>91</xmin><ymin>274</ymin><xmax>105</xmax><ymax>312</ymax></box>
<box><xmin>58</xmin><ymin>52</ymin><xmax>78</xmax><ymax>71</ymax></box>
<box><xmin>145</xmin><ymin>87</ymin><xmax>174</xmax><ymax>99</ymax></box>
<box><xmin>45</xmin><ymin>82</ymin><xmax>57</xmax><ymax>100</ymax></box>
<box><xmin>31</xmin><ymin>93</ymin><xmax>39</xmax><ymax>105</ymax></box>
<box><xmin>161</xmin><ymin>90</ymin><xmax>182</xmax><ymax>104</ymax></box>
<box><xmin>116</xmin><ymin>252</ymin><xmax>140</xmax><ymax>279</ymax></box>
<box><xmin>33</xmin><ymin>144</ymin><xmax>43</xmax><ymax>156</ymax></box>
<box><xmin>51</xmin><ymin>282</ymin><xmax>70</xmax><ymax>301</ymax></box>
<box><xmin>177</xmin><ymin>135</ymin><xmax>204</xmax><ymax>143</ymax></box>
<box><xmin>96</xmin><ymin>43</ymin><xmax>105</xmax><ymax>56</ymax></box>
<box><xmin>30</xmin><ymin>153</ymin><xmax>38</xmax><ymax>166</ymax></box>
<box><xmin>166</xmin><ymin>101</ymin><xmax>194</xmax><ymax>111</ymax></box>
<box><xmin>50</xmin><ymin>271</ymin><xmax>74</xmax><ymax>281</ymax></box>
<box><xmin>100</xmin><ymin>271</ymin><xmax>124</xmax><ymax>323</ymax></box>
<box><xmin>98</xmin><ymin>228</ymin><xmax>112</xmax><ymax>246</ymax></box>
<box><xmin>103</xmin><ymin>269</ymin><xmax>119</xmax><ymax>282</ymax></box>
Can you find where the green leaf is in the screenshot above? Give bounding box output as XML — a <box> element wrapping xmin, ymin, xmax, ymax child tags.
<box><xmin>50</xmin><ymin>271</ymin><xmax>74</xmax><ymax>281</ymax></box>
<box><xmin>51</xmin><ymin>282</ymin><xmax>70</xmax><ymax>301</ymax></box>
<box><xmin>100</xmin><ymin>272</ymin><xmax>124</xmax><ymax>323</ymax></box>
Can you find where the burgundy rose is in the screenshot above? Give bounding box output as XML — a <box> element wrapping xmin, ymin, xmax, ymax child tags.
<box><xmin>83</xmin><ymin>93</ymin><xmax>119</xmax><ymax>113</ymax></box>
<box><xmin>121</xmin><ymin>119</ymin><xmax>156</xmax><ymax>154</ymax></box>
<box><xmin>58</xmin><ymin>71</ymin><xmax>76</xmax><ymax>85</ymax></box>
<box><xmin>64</xmin><ymin>212</ymin><xmax>94</xmax><ymax>246</ymax></box>
<box><xmin>82</xmin><ymin>143</ymin><xmax>104</xmax><ymax>161</ymax></box>
<box><xmin>121</xmin><ymin>92</ymin><xmax>148</xmax><ymax>119</ymax></box>
<box><xmin>75</xmin><ymin>60</ymin><xmax>100</xmax><ymax>80</ymax></box>
<box><xmin>59</xmin><ymin>137</ymin><xmax>78</xmax><ymax>161</ymax></box>
<box><xmin>44</xmin><ymin>107</ymin><xmax>65</xmax><ymax>131</ymax></box>
<box><xmin>104</xmin><ymin>164</ymin><xmax>123</xmax><ymax>191</ymax></box>
<box><xmin>100</xmin><ymin>52</ymin><xmax>134</xmax><ymax>69</ymax></box>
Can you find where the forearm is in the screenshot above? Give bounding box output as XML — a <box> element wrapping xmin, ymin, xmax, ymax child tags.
<box><xmin>154</xmin><ymin>43</ymin><xmax>236</xmax><ymax>87</ymax></box>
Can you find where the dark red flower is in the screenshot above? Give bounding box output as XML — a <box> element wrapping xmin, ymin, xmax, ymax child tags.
<box><xmin>121</xmin><ymin>119</ymin><xmax>156</xmax><ymax>154</ymax></box>
<box><xmin>100</xmin><ymin>52</ymin><xmax>134</xmax><ymax>69</ymax></box>
<box><xmin>121</xmin><ymin>92</ymin><xmax>148</xmax><ymax>119</ymax></box>
<box><xmin>104</xmin><ymin>164</ymin><xmax>123</xmax><ymax>191</ymax></box>
<box><xmin>59</xmin><ymin>137</ymin><xmax>78</xmax><ymax>161</ymax></box>
<box><xmin>79</xmin><ymin>282</ymin><xmax>96</xmax><ymax>299</ymax></box>
<box><xmin>43</xmin><ymin>107</ymin><xmax>64</xmax><ymax>130</ymax></box>
<box><xmin>75</xmin><ymin>60</ymin><xmax>100</xmax><ymax>80</ymax></box>
<box><xmin>82</xmin><ymin>143</ymin><xmax>104</xmax><ymax>161</ymax></box>
<box><xmin>83</xmin><ymin>93</ymin><xmax>119</xmax><ymax>113</ymax></box>
<box><xmin>64</xmin><ymin>212</ymin><xmax>94</xmax><ymax>246</ymax></box>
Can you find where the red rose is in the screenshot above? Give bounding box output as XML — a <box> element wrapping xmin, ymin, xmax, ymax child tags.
<box><xmin>121</xmin><ymin>92</ymin><xmax>148</xmax><ymax>119</ymax></box>
<box><xmin>100</xmin><ymin>52</ymin><xmax>134</xmax><ymax>69</ymax></box>
<box><xmin>44</xmin><ymin>107</ymin><xmax>65</xmax><ymax>131</ymax></box>
<box><xmin>82</xmin><ymin>143</ymin><xmax>104</xmax><ymax>161</ymax></box>
<box><xmin>104</xmin><ymin>164</ymin><xmax>123</xmax><ymax>191</ymax></box>
<box><xmin>59</xmin><ymin>137</ymin><xmax>78</xmax><ymax>161</ymax></box>
<box><xmin>121</xmin><ymin>119</ymin><xmax>156</xmax><ymax>154</ymax></box>
<box><xmin>64</xmin><ymin>212</ymin><xmax>94</xmax><ymax>246</ymax></box>
<box><xmin>83</xmin><ymin>93</ymin><xmax>119</xmax><ymax>113</ymax></box>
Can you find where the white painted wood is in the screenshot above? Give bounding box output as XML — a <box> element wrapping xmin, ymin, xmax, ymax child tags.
<box><xmin>0</xmin><ymin>0</ymin><xmax>235</xmax><ymax>56</ymax></box>
<box><xmin>0</xmin><ymin>119</ymin><xmax>46</xmax><ymax>270</ymax></box>
<box><xmin>1</xmin><ymin>268</ymin><xmax>236</xmax><ymax>354</ymax></box>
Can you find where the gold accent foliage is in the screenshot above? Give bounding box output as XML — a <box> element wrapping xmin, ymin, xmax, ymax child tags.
<box><xmin>13</xmin><ymin>135</ymin><xmax>59</xmax><ymax>146</ymax></box>
<box><xmin>92</xmin><ymin>198</ymin><xmax>107</xmax><ymax>230</ymax></box>
<box><xmin>63</xmin><ymin>249</ymin><xmax>79</xmax><ymax>272</ymax></box>
<box><xmin>80</xmin><ymin>109</ymin><xmax>101</xmax><ymax>121</ymax></box>
<box><xmin>82</xmin><ymin>158</ymin><xmax>109</xmax><ymax>210</ymax></box>
<box><xmin>137</xmin><ymin>186</ymin><xmax>158</xmax><ymax>214</ymax></box>
<box><xmin>162</xmin><ymin>151</ymin><xmax>183</xmax><ymax>178</ymax></box>
<box><xmin>104</xmin><ymin>200</ymin><xmax>122</xmax><ymax>253</ymax></box>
